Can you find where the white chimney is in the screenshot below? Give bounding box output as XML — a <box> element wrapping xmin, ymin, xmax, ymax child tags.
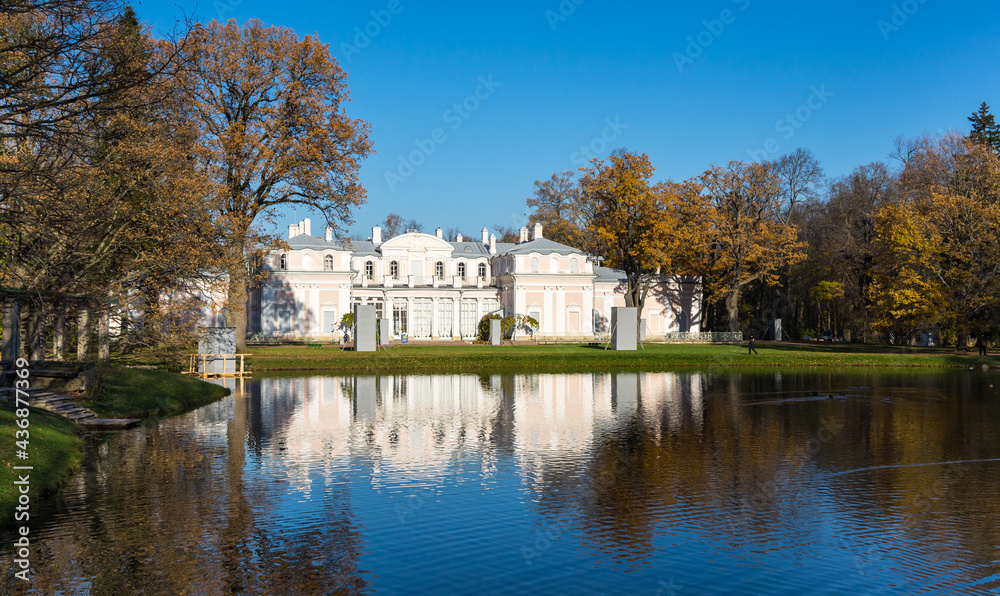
<box><xmin>533</xmin><ymin>222</ymin><xmax>543</xmax><ymax>240</ymax></box>
<box><xmin>288</xmin><ymin>224</ymin><xmax>297</xmax><ymax>239</ymax></box>
<box><xmin>436</xmin><ymin>227</ymin><xmax>443</xmax><ymax>239</ymax></box>
<box><xmin>481</xmin><ymin>228</ymin><xmax>489</xmax><ymax>245</ymax></box>
<box><xmin>302</xmin><ymin>218</ymin><xmax>311</xmax><ymax>237</ymax></box>
<box><xmin>518</xmin><ymin>226</ymin><xmax>529</xmax><ymax>243</ymax></box>
<box><xmin>325</xmin><ymin>226</ymin><xmax>333</xmax><ymax>242</ymax></box>
<box><xmin>489</xmin><ymin>233</ymin><xmax>497</xmax><ymax>255</ymax></box>
<box><xmin>456</xmin><ymin>233</ymin><xmax>463</xmax><ymax>242</ymax></box>
<box><xmin>372</xmin><ymin>225</ymin><xmax>382</xmax><ymax>245</ymax></box>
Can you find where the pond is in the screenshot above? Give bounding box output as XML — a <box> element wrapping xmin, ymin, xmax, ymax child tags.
<box><xmin>3</xmin><ymin>370</ymin><xmax>1000</xmax><ymax>594</ymax></box>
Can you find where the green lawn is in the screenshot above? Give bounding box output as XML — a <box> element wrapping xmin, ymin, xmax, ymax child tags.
<box><xmin>81</xmin><ymin>367</ymin><xmax>231</xmax><ymax>419</ymax></box>
<box><xmin>0</xmin><ymin>405</ymin><xmax>83</xmax><ymax>527</ymax></box>
<box><xmin>246</xmin><ymin>341</ymin><xmax>998</xmax><ymax>374</ymax></box>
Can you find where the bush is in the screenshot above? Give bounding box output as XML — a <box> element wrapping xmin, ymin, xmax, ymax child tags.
<box><xmin>476</xmin><ymin>314</ymin><xmax>540</xmax><ymax>343</ymax></box>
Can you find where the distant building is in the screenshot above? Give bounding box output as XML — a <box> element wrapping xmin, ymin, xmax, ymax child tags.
<box><xmin>247</xmin><ymin>218</ymin><xmax>701</xmax><ymax>341</ymax></box>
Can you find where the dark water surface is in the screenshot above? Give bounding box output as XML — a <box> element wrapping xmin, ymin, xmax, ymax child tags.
<box><xmin>3</xmin><ymin>370</ymin><xmax>1000</xmax><ymax>595</ymax></box>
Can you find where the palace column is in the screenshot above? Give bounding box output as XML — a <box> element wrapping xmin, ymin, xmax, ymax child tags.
<box><xmin>77</xmin><ymin>305</ymin><xmax>90</xmax><ymax>360</ymax></box>
<box><xmin>97</xmin><ymin>305</ymin><xmax>110</xmax><ymax>363</ymax></box>
<box><xmin>28</xmin><ymin>301</ymin><xmax>46</xmax><ymax>361</ymax></box>
<box><xmin>52</xmin><ymin>301</ymin><xmax>67</xmax><ymax>360</ymax></box>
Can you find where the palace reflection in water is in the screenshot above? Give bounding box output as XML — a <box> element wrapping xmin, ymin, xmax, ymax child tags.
<box><xmin>4</xmin><ymin>370</ymin><xmax>1000</xmax><ymax>595</ymax></box>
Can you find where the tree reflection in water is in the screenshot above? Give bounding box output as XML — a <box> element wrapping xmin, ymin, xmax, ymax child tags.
<box><xmin>3</xmin><ymin>370</ymin><xmax>1000</xmax><ymax>595</ymax></box>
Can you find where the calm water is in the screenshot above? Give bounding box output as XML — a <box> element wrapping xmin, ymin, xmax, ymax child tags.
<box><xmin>3</xmin><ymin>370</ymin><xmax>1000</xmax><ymax>595</ymax></box>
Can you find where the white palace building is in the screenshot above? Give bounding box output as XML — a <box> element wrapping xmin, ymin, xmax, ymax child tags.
<box><xmin>246</xmin><ymin>218</ymin><xmax>701</xmax><ymax>342</ymax></box>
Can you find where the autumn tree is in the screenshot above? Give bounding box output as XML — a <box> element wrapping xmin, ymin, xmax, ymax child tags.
<box><xmin>491</xmin><ymin>225</ymin><xmax>520</xmax><ymax>243</ymax></box>
<box><xmin>381</xmin><ymin>213</ymin><xmax>404</xmax><ymax>237</ymax></box>
<box><xmin>526</xmin><ymin>171</ymin><xmax>587</xmax><ymax>249</ymax></box>
<box><xmin>178</xmin><ymin>19</ymin><xmax>372</xmax><ymax>350</ymax></box>
<box><xmin>869</xmin><ymin>203</ymin><xmax>942</xmax><ymax>341</ymax></box>
<box><xmin>0</xmin><ymin>6</ymin><xmax>221</xmax><ymax>349</ymax></box>
<box><xmin>697</xmin><ymin>161</ymin><xmax>807</xmax><ymax>333</ymax></box>
<box><xmin>800</xmin><ymin>162</ymin><xmax>897</xmax><ymax>341</ymax></box>
<box><xmin>580</xmin><ymin>150</ymin><xmax>683</xmax><ymax>315</ymax></box>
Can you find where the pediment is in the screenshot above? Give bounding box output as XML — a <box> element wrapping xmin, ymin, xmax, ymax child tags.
<box><xmin>379</xmin><ymin>232</ymin><xmax>454</xmax><ymax>253</ymax></box>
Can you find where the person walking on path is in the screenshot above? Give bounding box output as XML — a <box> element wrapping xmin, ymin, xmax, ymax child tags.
<box><xmin>977</xmin><ymin>333</ymin><xmax>988</xmax><ymax>356</ymax></box>
<box><xmin>748</xmin><ymin>334</ymin><xmax>758</xmax><ymax>355</ymax></box>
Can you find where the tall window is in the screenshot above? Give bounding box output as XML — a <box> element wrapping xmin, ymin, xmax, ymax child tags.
<box><xmin>437</xmin><ymin>300</ymin><xmax>453</xmax><ymax>337</ymax></box>
<box><xmin>279</xmin><ymin>254</ymin><xmax>287</xmax><ymax>270</ymax></box>
<box><xmin>390</xmin><ymin>260</ymin><xmax>399</xmax><ymax>279</ymax></box>
<box><xmin>570</xmin><ymin>258</ymin><xmax>578</xmax><ymax>273</ymax></box>
<box><xmin>457</xmin><ymin>262</ymin><xmax>466</xmax><ymax>279</ymax></box>
<box><xmin>530</xmin><ymin>257</ymin><xmax>539</xmax><ymax>273</ymax></box>
<box><xmin>324</xmin><ymin>255</ymin><xmax>334</xmax><ymax>270</ymax></box>
<box><xmin>478</xmin><ymin>263</ymin><xmax>487</xmax><ymax>279</ymax></box>
<box><xmin>365</xmin><ymin>260</ymin><xmax>374</xmax><ymax>280</ymax></box>
<box><xmin>435</xmin><ymin>261</ymin><xmax>444</xmax><ymax>279</ymax></box>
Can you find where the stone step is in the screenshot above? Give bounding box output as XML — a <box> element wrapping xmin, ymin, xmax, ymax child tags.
<box><xmin>65</xmin><ymin>411</ymin><xmax>96</xmax><ymax>420</ymax></box>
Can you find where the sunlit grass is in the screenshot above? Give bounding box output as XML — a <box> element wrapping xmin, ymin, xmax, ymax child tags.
<box><xmin>0</xmin><ymin>405</ymin><xmax>83</xmax><ymax>527</ymax></box>
<box><xmin>81</xmin><ymin>367</ymin><xmax>231</xmax><ymax>419</ymax></box>
<box><xmin>246</xmin><ymin>342</ymin><xmax>997</xmax><ymax>374</ymax></box>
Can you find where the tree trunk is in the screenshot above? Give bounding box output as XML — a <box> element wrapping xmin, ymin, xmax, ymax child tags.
<box><xmin>725</xmin><ymin>290</ymin><xmax>740</xmax><ymax>333</ymax></box>
<box><xmin>227</xmin><ymin>263</ymin><xmax>249</xmax><ymax>352</ymax></box>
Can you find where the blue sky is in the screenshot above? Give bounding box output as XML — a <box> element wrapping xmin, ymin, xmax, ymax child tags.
<box><xmin>139</xmin><ymin>0</ymin><xmax>1000</xmax><ymax>239</ymax></box>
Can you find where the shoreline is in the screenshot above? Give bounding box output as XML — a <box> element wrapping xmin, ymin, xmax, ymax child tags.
<box><xmin>0</xmin><ymin>368</ymin><xmax>229</xmax><ymax>527</ymax></box>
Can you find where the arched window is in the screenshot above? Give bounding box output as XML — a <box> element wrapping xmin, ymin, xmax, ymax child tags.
<box><xmin>279</xmin><ymin>254</ymin><xmax>287</xmax><ymax>270</ymax></box>
<box><xmin>570</xmin><ymin>258</ymin><xmax>578</xmax><ymax>273</ymax></box>
<box><xmin>324</xmin><ymin>255</ymin><xmax>334</xmax><ymax>270</ymax></box>
<box><xmin>478</xmin><ymin>263</ymin><xmax>487</xmax><ymax>279</ymax></box>
<box><xmin>390</xmin><ymin>260</ymin><xmax>399</xmax><ymax>279</ymax></box>
<box><xmin>365</xmin><ymin>260</ymin><xmax>374</xmax><ymax>280</ymax></box>
<box><xmin>530</xmin><ymin>257</ymin><xmax>539</xmax><ymax>273</ymax></box>
<box><xmin>550</xmin><ymin>257</ymin><xmax>559</xmax><ymax>272</ymax></box>
<box><xmin>457</xmin><ymin>262</ymin><xmax>466</xmax><ymax>279</ymax></box>
<box><xmin>435</xmin><ymin>261</ymin><xmax>444</xmax><ymax>279</ymax></box>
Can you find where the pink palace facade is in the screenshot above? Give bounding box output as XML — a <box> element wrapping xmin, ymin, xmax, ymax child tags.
<box><xmin>246</xmin><ymin>218</ymin><xmax>701</xmax><ymax>342</ymax></box>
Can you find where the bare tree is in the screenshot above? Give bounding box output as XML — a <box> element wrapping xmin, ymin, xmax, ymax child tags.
<box><xmin>770</xmin><ymin>148</ymin><xmax>824</xmax><ymax>225</ymax></box>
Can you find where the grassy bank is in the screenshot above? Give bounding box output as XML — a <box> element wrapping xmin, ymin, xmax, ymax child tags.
<box><xmin>0</xmin><ymin>405</ymin><xmax>83</xmax><ymax>527</ymax></box>
<box><xmin>246</xmin><ymin>342</ymin><xmax>998</xmax><ymax>374</ymax></box>
<box><xmin>82</xmin><ymin>366</ymin><xmax>231</xmax><ymax>419</ymax></box>
<box><xmin>0</xmin><ymin>367</ymin><xmax>228</xmax><ymax>526</ymax></box>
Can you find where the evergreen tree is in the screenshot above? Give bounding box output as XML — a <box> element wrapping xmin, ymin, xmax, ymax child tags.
<box><xmin>968</xmin><ymin>102</ymin><xmax>1000</xmax><ymax>153</ymax></box>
